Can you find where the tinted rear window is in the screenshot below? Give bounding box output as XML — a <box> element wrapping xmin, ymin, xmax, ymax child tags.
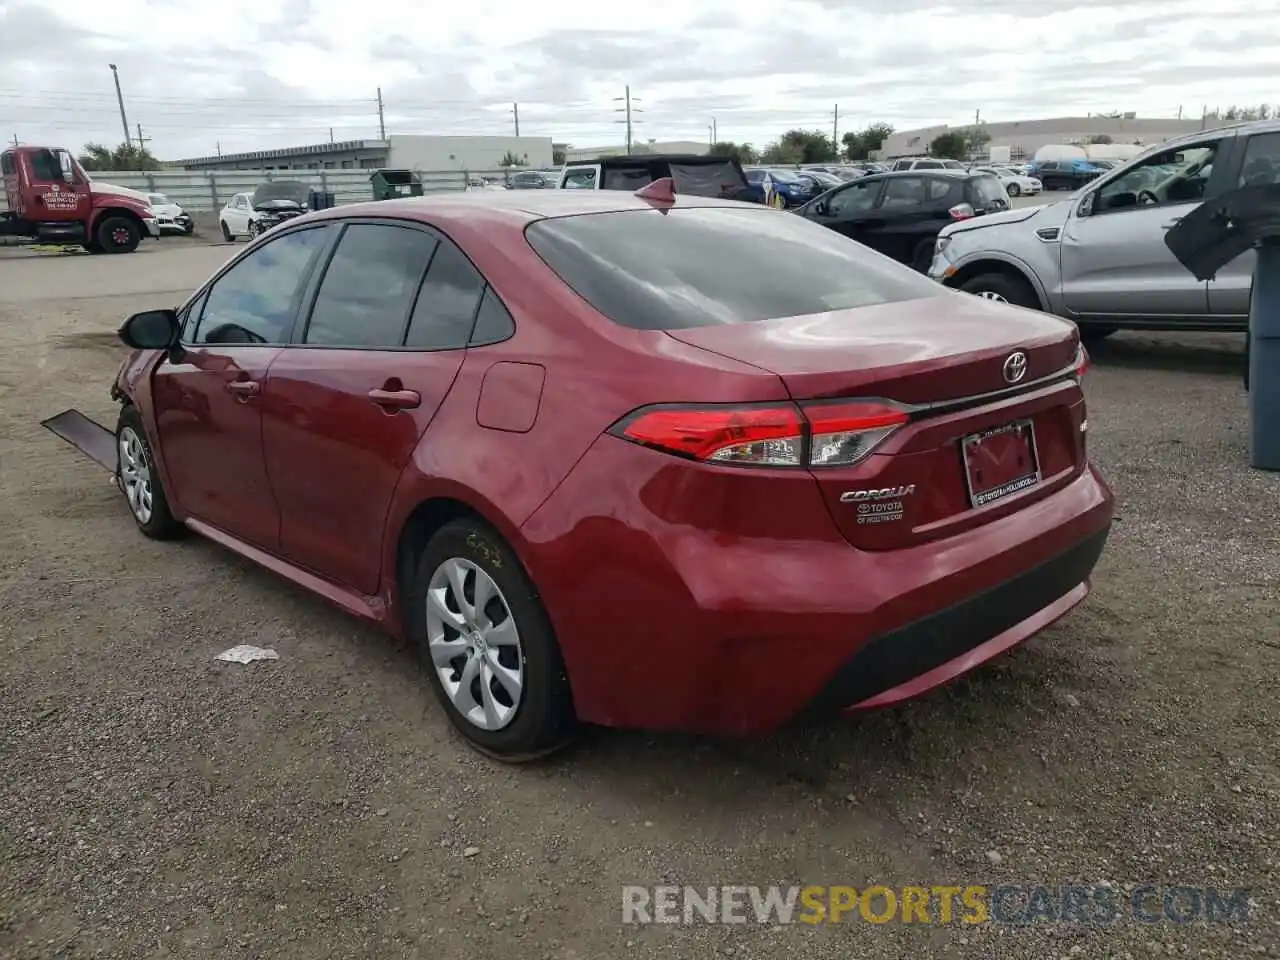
<box><xmin>524</xmin><ymin>206</ymin><xmax>941</xmax><ymax>331</ymax></box>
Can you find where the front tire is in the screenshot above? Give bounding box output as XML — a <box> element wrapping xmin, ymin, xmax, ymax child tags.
<box><xmin>959</xmin><ymin>271</ymin><xmax>1040</xmax><ymax>310</ymax></box>
<box><xmin>95</xmin><ymin>216</ymin><xmax>141</xmax><ymax>254</ymax></box>
<box><xmin>1007</xmin><ymin>182</ymin><xmax>1021</xmax><ymax>197</ymax></box>
<box><xmin>116</xmin><ymin>406</ymin><xmax>184</xmax><ymax>540</ymax></box>
<box><xmin>407</xmin><ymin>518</ymin><xmax>576</xmax><ymax>761</ymax></box>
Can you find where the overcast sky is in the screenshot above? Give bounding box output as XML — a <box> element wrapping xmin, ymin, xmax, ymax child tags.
<box><xmin>2</xmin><ymin>0</ymin><xmax>1277</xmax><ymax>161</ymax></box>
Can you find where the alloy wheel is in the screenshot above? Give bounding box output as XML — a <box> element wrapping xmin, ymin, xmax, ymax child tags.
<box><xmin>118</xmin><ymin>427</ymin><xmax>153</xmax><ymax>524</ymax></box>
<box><xmin>425</xmin><ymin>558</ymin><xmax>525</xmax><ymax>731</ymax></box>
<box><xmin>977</xmin><ymin>291</ymin><xmax>1009</xmax><ymax>303</ymax></box>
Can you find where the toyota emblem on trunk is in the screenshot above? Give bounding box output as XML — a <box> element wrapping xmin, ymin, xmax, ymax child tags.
<box><xmin>1002</xmin><ymin>351</ymin><xmax>1028</xmax><ymax>384</ymax></box>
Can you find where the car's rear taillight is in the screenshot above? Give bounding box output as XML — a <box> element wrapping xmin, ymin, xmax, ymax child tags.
<box><xmin>1072</xmin><ymin>343</ymin><xmax>1089</xmax><ymax>380</ymax></box>
<box><xmin>949</xmin><ymin>203</ymin><xmax>976</xmax><ymax>220</ymax></box>
<box><xmin>610</xmin><ymin>400</ymin><xmax>910</xmax><ymax>468</ymax></box>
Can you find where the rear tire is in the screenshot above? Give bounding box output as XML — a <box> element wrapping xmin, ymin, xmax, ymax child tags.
<box><xmin>959</xmin><ymin>271</ymin><xmax>1040</xmax><ymax>310</ymax></box>
<box><xmin>115</xmin><ymin>405</ymin><xmax>184</xmax><ymax>540</ymax></box>
<box><xmin>95</xmin><ymin>216</ymin><xmax>141</xmax><ymax>254</ymax></box>
<box><xmin>220</xmin><ymin>220</ymin><xmax>233</xmax><ymax>242</ymax></box>
<box><xmin>407</xmin><ymin>518</ymin><xmax>577</xmax><ymax>762</ymax></box>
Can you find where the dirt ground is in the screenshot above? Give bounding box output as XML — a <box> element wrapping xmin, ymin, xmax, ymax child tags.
<box><xmin>1</xmin><ymin>244</ymin><xmax>1277</xmax><ymax>960</ymax></box>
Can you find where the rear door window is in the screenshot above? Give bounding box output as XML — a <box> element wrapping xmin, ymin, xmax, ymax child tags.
<box><xmin>302</xmin><ymin>223</ymin><xmax>438</xmax><ymax>347</ymax></box>
<box><xmin>525</xmin><ymin>206</ymin><xmax>940</xmax><ymax>331</ymax></box>
<box><xmin>927</xmin><ymin>178</ymin><xmax>958</xmax><ymax>202</ymax></box>
<box><xmin>880</xmin><ymin>177</ymin><xmax>926</xmax><ymax>208</ymax></box>
<box><xmin>968</xmin><ymin>174</ymin><xmax>1009</xmax><ymax>206</ymax></box>
<box><xmin>403</xmin><ymin>237</ymin><xmax>487</xmax><ymax>349</ymax></box>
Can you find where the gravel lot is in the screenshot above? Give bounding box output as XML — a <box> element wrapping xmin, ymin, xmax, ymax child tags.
<box><xmin>1</xmin><ymin>242</ymin><xmax>1277</xmax><ymax>960</ymax></box>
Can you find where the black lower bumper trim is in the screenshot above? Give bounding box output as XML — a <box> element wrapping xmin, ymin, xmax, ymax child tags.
<box><xmin>806</xmin><ymin>525</ymin><xmax>1110</xmax><ymax>715</ymax></box>
<box><xmin>41</xmin><ymin>408</ymin><xmax>117</xmax><ymax>471</ymax></box>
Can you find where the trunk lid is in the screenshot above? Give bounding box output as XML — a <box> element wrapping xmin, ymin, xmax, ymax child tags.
<box><xmin>666</xmin><ymin>293</ymin><xmax>1087</xmax><ymax>550</ymax></box>
<box><xmin>664</xmin><ymin>291</ymin><xmax>1079</xmax><ymax>404</ymax></box>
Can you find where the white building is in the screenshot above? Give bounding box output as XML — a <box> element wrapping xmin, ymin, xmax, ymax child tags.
<box><xmin>178</xmin><ymin>134</ymin><xmax>555</xmax><ymax>172</ymax></box>
<box><xmin>564</xmin><ymin>140</ymin><xmax>709</xmax><ymax>162</ymax></box>
<box><xmin>387</xmin><ymin>135</ymin><xmax>554</xmax><ymax>171</ymax></box>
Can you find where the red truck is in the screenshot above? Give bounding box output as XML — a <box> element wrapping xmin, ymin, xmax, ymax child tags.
<box><xmin>1</xmin><ymin>144</ymin><xmax>160</xmax><ymax>253</ymax></box>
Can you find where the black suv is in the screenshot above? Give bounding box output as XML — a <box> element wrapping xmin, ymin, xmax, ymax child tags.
<box><xmin>797</xmin><ymin>170</ymin><xmax>1009</xmax><ymax>271</ymax></box>
<box><xmin>558</xmin><ymin>154</ymin><xmax>760</xmax><ymax>201</ymax></box>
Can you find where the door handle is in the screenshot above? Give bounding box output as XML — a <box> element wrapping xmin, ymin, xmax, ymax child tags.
<box><xmin>226</xmin><ymin>379</ymin><xmax>259</xmax><ymax>399</ymax></box>
<box><xmin>368</xmin><ymin>387</ymin><xmax>421</xmax><ymax>411</ymax></box>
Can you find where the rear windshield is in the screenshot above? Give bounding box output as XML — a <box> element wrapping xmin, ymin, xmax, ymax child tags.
<box><xmin>969</xmin><ymin>174</ymin><xmax>1008</xmax><ymax>204</ymax></box>
<box><xmin>524</xmin><ymin>206</ymin><xmax>941</xmax><ymax>331</ymax></box>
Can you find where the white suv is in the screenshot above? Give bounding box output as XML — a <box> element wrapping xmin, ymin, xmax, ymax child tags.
<box><xmin>891</xmin><ymin>158</ymin><xmax>967</xmax><ymax>172</ymax></box>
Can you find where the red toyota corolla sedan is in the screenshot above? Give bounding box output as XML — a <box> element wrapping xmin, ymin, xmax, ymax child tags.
<box><xmin>110</xmin><ymin>187</ymin><xmax>1113</xmax><ymax>759</ymax></box>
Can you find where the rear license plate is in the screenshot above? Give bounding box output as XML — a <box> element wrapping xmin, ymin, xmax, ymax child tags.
<box><xmin>962</xmin><ymin>420</ymin><xmax>1040</xmax><ymax>507</ymax></box>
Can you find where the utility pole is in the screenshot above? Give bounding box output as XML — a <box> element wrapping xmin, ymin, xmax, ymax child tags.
<box><xmin>512</xmin><ymin>102</ymin><xmax>520</xmax><ymax>137</ymax></box>
<box><xmin>711</xmin><ymin>117</ymin><xmax>717</xmax><ymax>144</ymax></box>
<box><xmin>108</xmin><ymin>64</ymin><xmax>131</xmax><ymax>148</ymax></box>
<box><xmin>832</xmin><ymin>104</ymin><xmax>839</xmax><ymax>151</ymax></box>
<box><xmin>708</xmin><ymin>124</ymin><xmax>713</xmax><ymax>148</ymax></box>
<box><xmin>135</xmin><ymin>123</ymin><xmax>151</xmax><ymax>155</ymax></box>
<box><xmin>9</xmin><ymin>134</ymin><xmax>18</xmax><ymax>148</ymax></box>
<box><xmin>376</xmin><ymin>87</ymin><xmax>386</xmax><ymax>140</ymax></box>
<box><xmin>975</xmin><ymin>108</ymin><xmax>981</xmax><ymax>126</ymax></box>
<box><xmin>329</xmin><ymin>127</ymin><xmax>334</xmax><ymax>143</ymax></box>
<box><xmin>613</xmin><ymin>86</ymin><xmax>641</xmax><ymax>155</ymax></box>
<box><xmin>216</xmin><ymin>141</ymin><xmax>222</xmax><ymax>157</ymax></box>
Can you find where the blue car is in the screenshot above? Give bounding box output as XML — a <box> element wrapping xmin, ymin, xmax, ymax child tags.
<box><xmin>743</xmin><ymin>168</ymin><xmax>820</xmax><ymax>208</ymax></box>
<box><xmin>1026</xmin><ymin>158</ymin><xmax>1105</xmax><ymax>191</ymax></box>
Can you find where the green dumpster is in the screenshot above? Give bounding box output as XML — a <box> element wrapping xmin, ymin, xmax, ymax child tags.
<box><xmin>370</xmin><ymin>169</ymin><xmax>424</xmax><ymax>201</ymax></box>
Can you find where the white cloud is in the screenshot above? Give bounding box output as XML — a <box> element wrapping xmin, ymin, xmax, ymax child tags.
<box><xmin>1</xmin><ymin>0</ymin><xmax>1277</xmax><ymax>160</ymax></box>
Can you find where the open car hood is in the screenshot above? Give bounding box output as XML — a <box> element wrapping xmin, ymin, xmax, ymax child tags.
<box><xmin>252</xmin><ymin>181</ymin><xmax>310</xmax><ymax>209</ymax></box>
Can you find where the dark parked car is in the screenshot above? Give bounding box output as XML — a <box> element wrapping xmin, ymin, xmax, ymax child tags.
<box><xmin>107</xmin><ymin>189</ymin><xmax>1111</xmax><ymax>759</ymax></box>
<box><xmin>558</xmin><ymin>154</ymin><xmax>758</xmax><ymax>202</ymax></box>
<box><xmin>798</xmin><ymin>170</ymin><xmax>1010</xmax><ymax>271</ymax></box>
<box><xmin>1029</xmin><ymin>159</ymin><xmax>1105</xmax><ymax>191</ymax></box>
<box><xmin>508</xmin><ymin>170</ymin><xmax>559</xmax><ymax>189</ymax></box>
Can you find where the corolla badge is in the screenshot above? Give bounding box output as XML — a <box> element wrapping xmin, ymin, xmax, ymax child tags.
<box><xmin>839</xmin><ymin>485</ymin><xmax>915</xmax><ymax>503</ymax></box>
<box><xmin>1002</xmin><ymin>351</ymin><xmax>1028</xmax><ymax>384</ymax></box>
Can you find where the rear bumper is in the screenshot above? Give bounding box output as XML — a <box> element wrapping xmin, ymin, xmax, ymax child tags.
<box><xmin>808</xmin><ymin>524</ymin><xmax>1107</xmax><ymax>717</ymax></box>
<box><xmin>521</xmin><ymin>435</ymin><xmax>1115</xmax><ymax>737</ymax></box>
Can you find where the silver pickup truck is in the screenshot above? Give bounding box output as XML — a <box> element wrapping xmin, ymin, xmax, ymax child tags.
<box><xmin>929</xmin><ymin>119</ymin><xmax>1280</xmax><ymax>339</ymax></box>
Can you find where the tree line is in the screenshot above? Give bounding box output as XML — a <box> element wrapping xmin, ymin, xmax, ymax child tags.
<box><xmin>709</xmin><ymin>121</ymin><xmax>993</xmax><ymax>166</ymax></box>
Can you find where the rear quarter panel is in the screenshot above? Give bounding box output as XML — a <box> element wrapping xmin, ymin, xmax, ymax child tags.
<box><xmin>378</xmin><ymin>211</ymin><xmax>787</xmax><ymax>604</ymax></box>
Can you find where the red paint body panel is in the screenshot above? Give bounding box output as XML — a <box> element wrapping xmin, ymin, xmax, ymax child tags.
<box><xmin>106</xmin><ymin>192</ymin><xmax>1115</xmax><ymax>739</ymax></box>
<box><xmin>261</xmin><ymin>348</ymin><xmax>465</xmax><ymax>593</ymax></box>
<box><xmin>151</xmin><ymin>345</ymin><xmax>282</xmax><ymax>549</ymax></box>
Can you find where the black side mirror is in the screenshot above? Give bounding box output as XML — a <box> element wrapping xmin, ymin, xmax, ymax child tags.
<box><xmin>119</xmin><ymin>308</ymin><xmax>179</xmax><ymax>350</ymax></box>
